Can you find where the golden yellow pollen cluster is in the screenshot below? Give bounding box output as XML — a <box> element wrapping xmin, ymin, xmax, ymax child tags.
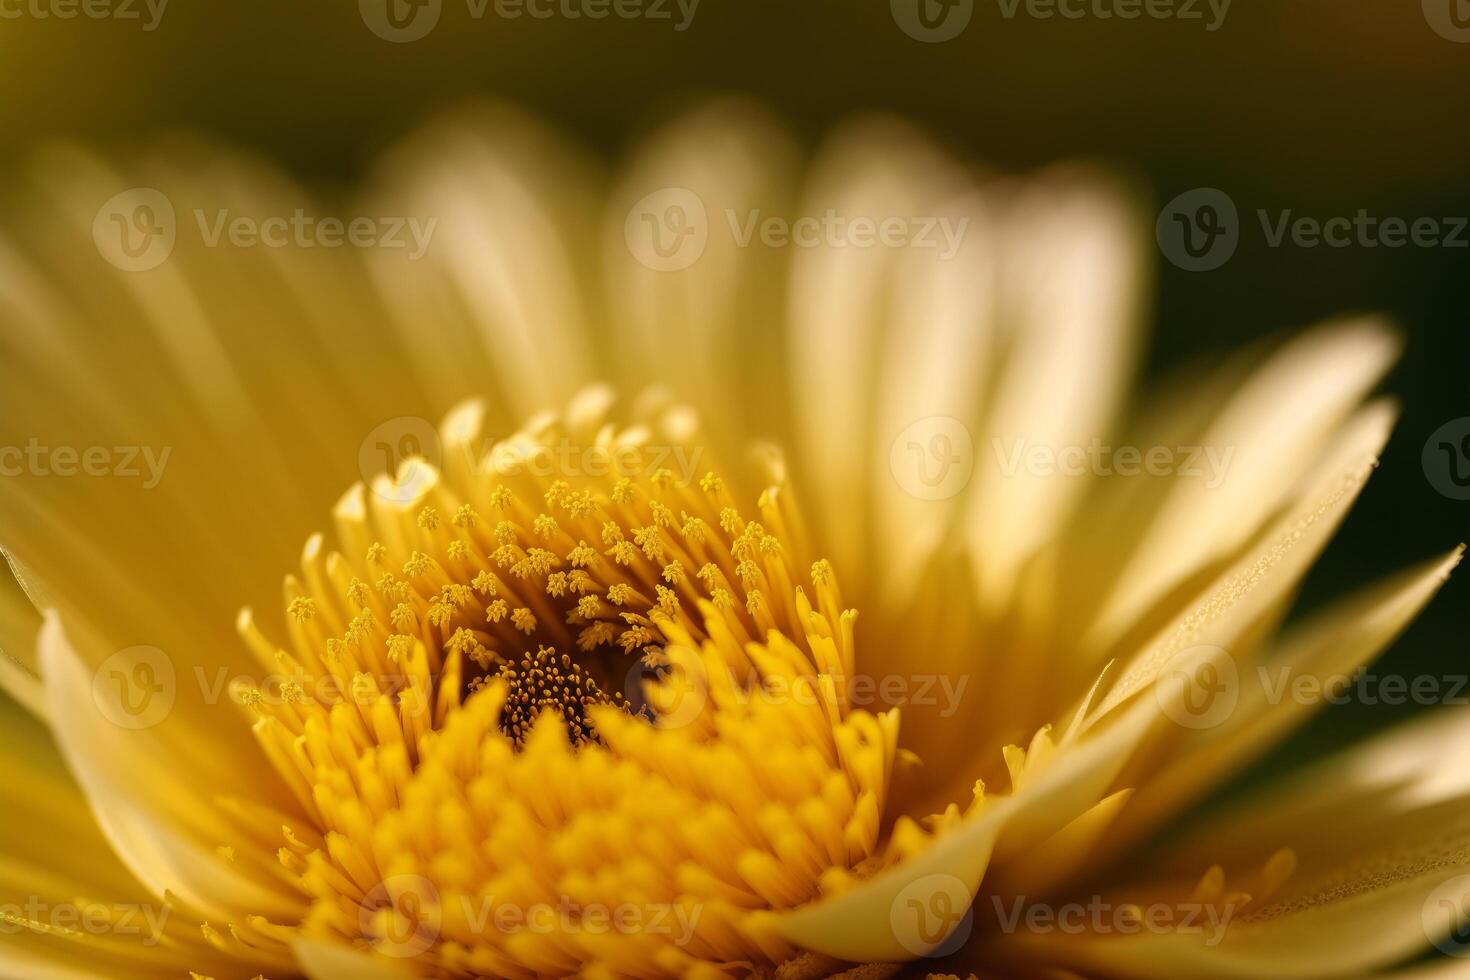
<box><xmin>224</xmin><ymin>390</ymin><xmax>902</xmax><ymax>977</ymax></box>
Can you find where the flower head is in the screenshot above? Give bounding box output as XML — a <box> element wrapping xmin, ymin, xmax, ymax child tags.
<box><xmin>0</xmin><ymin>103</ymin><xmax>1461</xmax><ymax>980</ymax></box>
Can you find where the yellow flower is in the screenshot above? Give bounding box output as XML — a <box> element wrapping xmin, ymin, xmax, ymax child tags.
<box><xmin>0</xmin><ymin>102</ymin><xmax>1461</xmax><ymax>980</ymax></box>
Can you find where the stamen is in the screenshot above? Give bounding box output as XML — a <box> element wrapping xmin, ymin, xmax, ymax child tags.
<box><xmin>495</xmin><ymin>645</ymin><xmax>633</xmax><ymax>748</ymax></box>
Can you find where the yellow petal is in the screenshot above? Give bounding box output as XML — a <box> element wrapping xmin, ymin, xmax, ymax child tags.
<box><xmin>605</xmin><ymin>99</ymin><xmax>798</xmax><ymax>450</ymax></box>
<box><xmin>293</xmin><ymin>936</ymin><xmax>420</xmax><ymax>980</ymax></box>
<box><xmin>38</xmin><ymin>612</ymin><xmax>303</xmax><ymax>925</ymax></box>
<box><xmin>1088</xmin><ymin>318</ymin><xmax>1399</xmax><ymax>649</ymax></box>
<box><xmin>1088</xmin><ymin>397</ymin><xmax>1397</xmax><ymax>725</ymax></box>
<box><xmin>1108</xmin><ymin>544</ymin><xmax>1463</xmax><ymax>857</ymax></box>
<box><xmin>787</xmin><ymin>116</ymin><xmax>970</xmax><ymax>584</ymax></box>
<box><xmin>772</xmin><ymin>693</ymin><xmax>1156</xmax><ymax>962</ymax></box>
<box><xmin>364</xmin><ymin>101</ymin><xmax>599</xmax><ymax>423</ymax></box>
<box><xmin>966</xmin><ymin>167</ymin><xmax>1146</xmax><ymax>613</ymax></box>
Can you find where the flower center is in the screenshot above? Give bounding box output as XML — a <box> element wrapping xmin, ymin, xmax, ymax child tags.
<box><xmin>228</xmin><ymin>390</ymin><xmax>902</xmax><ymax>976</ymax></box>
<box><xmin>495</xmin><ymin>645</ymin><xmax>630</xmax><ymax>748</ymax></box>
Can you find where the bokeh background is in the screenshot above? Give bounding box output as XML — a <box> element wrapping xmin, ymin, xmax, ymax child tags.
<box><xmin>1</xmin><ymin>0</ymin><xmax>1464</xmax><ymax>766</ymax></box>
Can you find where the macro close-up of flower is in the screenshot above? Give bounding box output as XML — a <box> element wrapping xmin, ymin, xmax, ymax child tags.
<box><xmin>0</xmin><ymin>5</ymin><xmax>1466</xmax><ymax>979</ymax></box>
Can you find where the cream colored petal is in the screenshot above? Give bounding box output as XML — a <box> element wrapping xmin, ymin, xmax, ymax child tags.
<box><xmin>827</xmin><ymin>181</ymin><xmax>998</xmax><ymax>781</ymax></box>
<box><xmin>988</xmin><ymin>789</ymin><xmax>1134</xmax><ymax>899</ymax></box>
<box><xmin>1375</xmin><ymin>958</ymin><xmax>1470</xmax><ymax>979</ymax></box>
<box><xmin>1155</xmin><ymin>707</ymin><xmax>1470</xmax><ymax>878</ymax></box>
<box><xmin>293</xmin><ymin>936</ymin><xmax>420</xmax><ymax>980</ymax></box>
<box><xmin>38</xmin><ymin>613</ymin><xmax>304</xmax><ymax>927</ymax></box>
<box><xmin>0</xmin><ymin>941</ymin><xmax>164</xmax><ymax>980</ymax></box>
<box><xmin>884</xmin><ymin>172</ymin><xmax>1143</xmax><ymax>780</ymax></box>
<box><xmin>20</xmin><ymin>143</ymin><xmax>364</xmax><ymax>535</ymax></box>
<box><xmin>1049</xmin><ymin>334</ymin><xmax>1261</xmax><ymax>643</ymax></box>
<box><xmin>1015</xmin><ymin>694</ymin><xmax>1470</xmax><ymax>978</ymax></box>
<box><xmin>998</xmin><ymin>858</ymin><xmax>1470</xmax><ymax>979</ymax></box>
<box><xmin>0</xmin><ymin>547</ymin><xmax>45</xmax><ymax>658</ymax></box>
<box><xmin>1086</xmin><ymin>398</ymin><xmax>1397</xmax><ymax>725</ymax></box>
<box><xmin>0</xmin><ymin>139</ymin><xmax>436</xmax><ymax>692</ymax></box>
<box><xmin>867</xmin><ymin>187</ymin><xmax>995</xmax><ymax>598</ymax></box>
<box><xmin>0</xmin><ymin>549</ymin><xmax>48</xmax><ymax>718</ymax></box>
<box><xmin>364</xmin><ymin>102</ymin><xmax>602</xmax><ymax>425</ymax></box>
<box><xmin>770</xmin><ymin>692</ymin><xmax>1156</xmax><ymax>962</ymax></box>
<box><xmin>603</xmin><ymin>99</ymin><xmax>799</xmax><ymax>452</ymax></box>
<box><xmin>0</xmin><ymin>693</ymin><xmax>238</xmax><ymax>978</ymax></box>
<box><xmin>1000</xmin><ymin>737</ymin><xmax>1470</xmax><ymax>978</ymax></box>
<box><xmin>1104</xmin><ymin>545</ymin><xmax>1462</xmax><ymax>859</ymax></box>
<box><xmin>783</xmin><ymin>137</ymin><xmax>1002</xmax><ymax>776</ymax></box>
<box><xmin>1086</xmin><ymin>318</ymin><xmax>1399</xmax><ymax>651</ymax></box>
<box><xmin>0</xmin><ymin>651</ymin><xmax>41</xmax><ymax>721</ymax></box>
<box><xmin>0</xmin><ymin>141</ymin><xmax>488</xmax><ymax>921</ymax></box>
<box><xmin>0</xmin><ymin>694</ymin><xmax>147</xmax><ymax>901</ymax></box>
<box><xmin>965</xmin><ymin>167</ymin><xmax>1147</xmax><ymax>614</ymax></box>
<box><xmin>915</xmin><ymin>398</ymin><xmax>1397</xmax><ymax>827</ymax></box>
<box><xmin>786</xmin><ymin>117</ymin><xmax>973</xmax><ymax>583</ymax></box>
<box><xmin>926</xmin><ymin>399</ymin><xmax>1404</xmax><ymax>900</ymax></box>
<box><xmin>0</xmin><ymin>471</ymin><xmax>288</xmax><ymax>788</ymax></box>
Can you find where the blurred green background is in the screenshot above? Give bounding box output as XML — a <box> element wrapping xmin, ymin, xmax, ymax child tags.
<box><xmin>1</xmin><ymin>0</ymin><xmax>1464</xmax><ymax>756</ymax></box>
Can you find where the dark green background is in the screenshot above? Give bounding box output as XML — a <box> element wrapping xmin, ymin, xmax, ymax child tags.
<box><xmin>3</xmin><ymin>0</ymin><xmax>1465</xmax><ymax>760</ymax></box>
